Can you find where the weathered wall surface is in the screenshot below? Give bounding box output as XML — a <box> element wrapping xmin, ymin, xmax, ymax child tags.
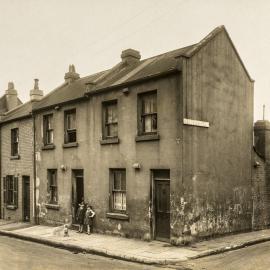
<box><xmin>252</xmin><ymin>151</ymin><xmax>270</xmax><ymax>229</ymax></box>
<box><xmin>35</xmin><ymin>74</ymin><xmax>182</xmax><ymax>239</ymax></box>
<box><xmin>170</xmin><ymin>30</ymin><xmax>254</xmax><ymax>243</ymax></box>
<box><xmin>1</xmin><ymin>118</ymin><xmax>34</xmax><ymax>222</ymax></box>
<box><xmin>35</xmin><ymin>101</ymin><xmax>90</xmax><ymax>225</ymax></box>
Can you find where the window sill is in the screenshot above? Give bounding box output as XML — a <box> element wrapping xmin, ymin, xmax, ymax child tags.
<box><xmin>62</xmin><ymin>142</ymin><xmax>78</xmax><ymax>148</ymax></box>
<box><xmin>6</xmin><ymin>205</ymin><xmax>17</xmax><ymax>210</ymax></box>
<box><xmin>135</xmin><ymin>134</ymin><xmax>160</xmax><ymax>142</ymax></box>
<box><xmin>100</xmin><ymin>137</ymin><xmax>120</xmax><ymax>145</ymax></box>
<box><xmin>42</xmin><ymin>144</ymin><xmax>55</xmax><ymax>150</ymax></box>
<box><xmin>10</xmin><ymin>155</ymin><xmax>20</xmax><ymax>160</ymax></box>
<box><xmin>106</xmin><ymin>212</ymin><xmax>129</xmax><ymax>221</ymax></box>
<box><xmin>45</xmin><ymin>203</ymin><xmax>60</xmax><ymax>210</ymax></box>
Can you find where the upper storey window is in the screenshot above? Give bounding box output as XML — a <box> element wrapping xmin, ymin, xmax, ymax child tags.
<box><xmin>11</xmin><ymin>128</ymin><xmax>19</xmax><ymax>157</ymax></box>
<box><xmin>138</xmin><ymin>91</ymin><xmax>157</xmax><ymax>135</ymax></box>
<box><xmin>64</xmin><ymin>109</ymin><xmax>77</xmax><ymax>143</ymax></box>
<box><xmin>43</xmin><ymin>114</ymin><xmax>54</xmax><ymax>145</ymax></box>
<box><xmin>103</xmin><ymin>101</ymin><xmax>118</xmax><ymax>139</ymax></box>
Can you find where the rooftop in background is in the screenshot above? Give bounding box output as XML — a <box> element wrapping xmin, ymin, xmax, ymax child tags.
<box><xmin>0</xmin><ymin>94</ymin><xmax>22</xmax><ymax>115</ymax></box>
<box><xmin>0</xmin><ymin>101</ymin><xmax>32</xmax><ymax>123</ymax></box>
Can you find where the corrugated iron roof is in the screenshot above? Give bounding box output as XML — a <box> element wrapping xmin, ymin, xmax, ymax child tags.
<box><xmin>32</xmin><ymin>44</ymin><xmax>196</xmax><ymax>112</ymax></box>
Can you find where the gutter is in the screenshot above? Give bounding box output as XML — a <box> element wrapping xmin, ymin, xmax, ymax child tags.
<box><xmin>0</xmin><ymin>113</ymin><xmax>32</xmax><ymax>126</ymax></box>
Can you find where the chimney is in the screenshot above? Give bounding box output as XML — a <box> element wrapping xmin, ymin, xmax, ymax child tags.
<box><xmin>121</xmin><ymin>49</ymin><xmax>141</xmax><ymax>65</ymax></box>
<box><xmin>5</xmin><ymin>82</ymin><xmax>18</xmax><ymax>111</ymax></box>
<box><xmin>30</xmin><ymin>79</ymin><xmax>44</xmax><ymax>101</ymax></box>
<box><xmin>64</xmin><ymin>64</ymin><xmax>80</xmax><ymax>84</ymax></box>
<box><xmin>254</xmin><ymin>120</ymin><xmax>270</xmax><ymax>161</ymax></box>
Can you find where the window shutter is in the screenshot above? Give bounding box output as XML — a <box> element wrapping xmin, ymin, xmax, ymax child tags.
<box><xmin>14</xmin><ymin>177</ymin><xmax>18</xmax><ymax>207</ymax></box>
<box><xmin>3</xmin><ymin>177</ymin><xmax>6</xmax><ymax>204</ymax></box>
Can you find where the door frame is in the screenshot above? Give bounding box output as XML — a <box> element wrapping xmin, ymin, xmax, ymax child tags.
<box><xmin>71</xmin><ymin>169</ymin><xmax>84</xmax><ymax>224</ymax></box>
<box><xmin>22</xmin><ymin>175</ymin><xmax>30</xmax><ymax>222</ymax></box>
<box><xmin>150</xmin><ymin>170</ymin><xmax>170</xmax><ymax>241</ymax></box>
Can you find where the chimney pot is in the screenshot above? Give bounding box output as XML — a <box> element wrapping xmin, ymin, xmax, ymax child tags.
<box><xmin>34</xmin><ymin>79</ymin><xmax>39</xmax><ymax>90</ymax></box>
<box><xmin>30</xmin><ymin>78</ymin><xmax>44</xmax><ymax>101</ymax></box>
<box><xmin>8</xmin><ymin>82</ymin><xmax>15</xmax><ymax>90</ymax></box>
<box><xmin>65</xmin><ymin>64</ymin><xmax>80</xmax><ymax>84</ymax></box>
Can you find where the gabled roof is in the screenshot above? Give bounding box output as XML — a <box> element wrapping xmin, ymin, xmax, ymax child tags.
<box><xmin>182</xmin><ymin>25</ymin><xmax>254</xmax><ymax>82</ymax></box>
<box><xmin>1</xmin><ymin>101</ymin><xmax>32</xmax><ymax>124</ymax></box>
<box><xmin>32</xmin><ymin>25</ymin><xmax>253</xmax><ymax>112</ymax></box>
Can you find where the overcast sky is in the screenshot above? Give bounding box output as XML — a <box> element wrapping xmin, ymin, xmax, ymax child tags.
<box><xmin>0</xmin><ymin>0</ymin><xmax>268</xmax><ymax>121</ymax></box>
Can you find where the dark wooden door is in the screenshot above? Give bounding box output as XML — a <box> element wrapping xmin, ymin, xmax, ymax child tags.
<box><xmin>155</xmin><ymin>180</ymin><xmax>170</xmax><ymax>240</ymax></box>
<box><xmin>72</xmin><ymin>170</ymin><xmax>84</xmax><ymax>223</ymax></box>
<box><xmin>23</xmin><ymin>176</ymin><xmax>30</xmax><ymax>222</ymax></box>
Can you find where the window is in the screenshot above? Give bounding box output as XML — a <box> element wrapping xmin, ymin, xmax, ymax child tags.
<box><xmin>138</xmin><ymin>91</ymin><xmax>157</xmax><ymax>134</ymax></box>
<box><xmin>64</xmin><ymin>109</ymin><xmax>76</xmax><ymax>143</ymax></box>
<box><xmin>103</xmin><ymin>101</ymin><xmax>118</xmax><ymax>139</ymax></box>
<box><xmin>110</xmin><ymin>169</ymin><xmax>126</xmax><ymax>212</ymax></box>
<box><xmin>47</xmin><ymin>169</ymin><xmax>57</xmax><ymax>204</ymax></box>
<box><xmin>11</xmin><ymin>128</ymin><xmax>19</xmax><ymax>156</ymax></box>
<box><xmin>3</xmin><ymin>176</ymin><xmax>18</xmax><ymax>207</ymax></box>
<box><xmin>43</xmin><ymin>114</ymin><xmax>54</xmax><ymax>145</ymax></box>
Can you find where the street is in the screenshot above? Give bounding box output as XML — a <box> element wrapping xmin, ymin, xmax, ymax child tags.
<box><xmin>2</xmin><ymin>235</ymin><xmax>270</xmax><ymax>270</ymax></box>
<box><xmin>0</xmin><ymin>236</ymin><xmax>171</xmax><ymax>270</ymax></box>
<box><xmin>178</xmin><ymin>241</ymin><xmax>270</xmax><ymax>270</ymax></box>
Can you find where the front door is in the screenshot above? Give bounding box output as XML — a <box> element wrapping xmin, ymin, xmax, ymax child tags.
<box><xmin>72</xmin><ymin>170</ymin><xmax>84</xmax><ymax>223</ymax></box>
<box><xmin>22</xmin><ymin>176</ymin><xmax>30</xmax><ymax>222</ymax></box>
<box><xmin>153</xmin><ymin>170</ymin><xmax>170</xmax><ymax>241</ymax></box>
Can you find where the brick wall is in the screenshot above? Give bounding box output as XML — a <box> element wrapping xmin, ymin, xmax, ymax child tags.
<box><xmin>252</xmin><ymin>151</ymin><xmax>270</xmax><ymax>229</ymax></box>
<box><xmin>0</xmin><ymin>117</ymin><xmax>34</xmax><ymax>222</ymax></box>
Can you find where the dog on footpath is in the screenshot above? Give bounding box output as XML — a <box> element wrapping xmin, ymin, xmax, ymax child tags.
<box><xmin>52</xmin><ymin>219</ymin><xmax>71</xmax><ymax>237</ymax></box>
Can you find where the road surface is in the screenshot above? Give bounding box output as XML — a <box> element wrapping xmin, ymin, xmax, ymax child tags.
<box><xmin>0</xmin><ymin>236</ymin><xmax>171</xmax><ymax>270</ymax></box>
<box><xmin>178</xmin><ymin>241</ymin><xmax>270</xmax><ymax>270</ymax></box>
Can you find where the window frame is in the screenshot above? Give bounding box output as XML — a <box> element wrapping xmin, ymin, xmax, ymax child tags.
<box><xmin>64</xmin><ymin>109</ymin><xmax>77</xmax><ymax>144</ymax></box>
<box><xmin>102</xmin><ymin>100</ymin><xmax>118</xmax><ymax>139</ymax></box>
<box><xmin>11</xmin><ymin>128</ymin><xmax>19</xmax><ymax>157</ymax></box>
<box><xmin>138</xmin><ymin>90</ymin><xmax>157</xmax><ymax>136</ymax></box>
<box><xmin>110</xmin><ymin>169</ymin><xmax>126</xmax><ymax>213</ymax></box>
<box><xmin>3</xmin><ymin>175</ymin><xmax>18</xmax><ymax>208</ymax></box>
<box><xmin>43</xmin><ymin>114</ymin><xmax>54</xmax><ymax>146</ymax></box>
<box><xmin>47</xmin><ymin>169</ymin><xmax>58</xmax><ymax>205</ymax></box>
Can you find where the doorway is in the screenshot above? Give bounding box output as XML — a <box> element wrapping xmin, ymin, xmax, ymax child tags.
<box><xmin>152</xmin><ymin>170</ymin><xmax>170</xmax><ymax>241</ymax></box>
<box><xmin>22</xmin><ymin>176</ymin><xmax>30</xmax><ymax>222</ymax></box>
<box><xmin>72</xmin><ymin>170</ymin><xmax>84</xmax><ymax>223</ymax></box>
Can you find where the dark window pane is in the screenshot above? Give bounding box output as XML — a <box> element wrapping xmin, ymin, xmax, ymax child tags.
<box><xmin>11</xmin><ymin>128</ymin><xmax>19</xmax><ymax>156</ymax></box>
<box><xmin>113</xmin><ymin>172</ymin><xmax>121</xmax><ymax>190</ymax></box>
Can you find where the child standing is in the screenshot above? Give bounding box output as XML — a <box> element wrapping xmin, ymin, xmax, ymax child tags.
<box><xmin>84</xmin><ymin>205</ymin><xmax>95</xmax><ymax>235</ymax></box>
<box><xmin>76</xmin><ymin>203</ymin><xmax>85</xmax><ymax>233</ymax></box>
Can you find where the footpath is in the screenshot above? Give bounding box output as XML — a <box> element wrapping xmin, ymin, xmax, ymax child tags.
<box><xmin>1</xmin><ymin>219</ymin><xmax>270</xmax><ymax>265</ymax></box>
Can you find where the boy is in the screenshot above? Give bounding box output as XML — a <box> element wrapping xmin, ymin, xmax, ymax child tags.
<box><xmin>84</xmin><ymin>205</ymin><xmax>95</xmax><ymax>235</ymax></box>
<box><xmin>76</xmin><ymin>203</ymin><xmax>85</xmax><ymax>233</ymax></box>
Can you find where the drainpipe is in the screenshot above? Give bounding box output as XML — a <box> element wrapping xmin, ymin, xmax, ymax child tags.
<box><xmin>33</xmin><ymin>113</ymin><xmax>38</xmax><ymax>224</ymax></box>
<box><xmin>0</xmin><ymin>121</ymin><xmax>2</xmax><ymax>219</ymax></box>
